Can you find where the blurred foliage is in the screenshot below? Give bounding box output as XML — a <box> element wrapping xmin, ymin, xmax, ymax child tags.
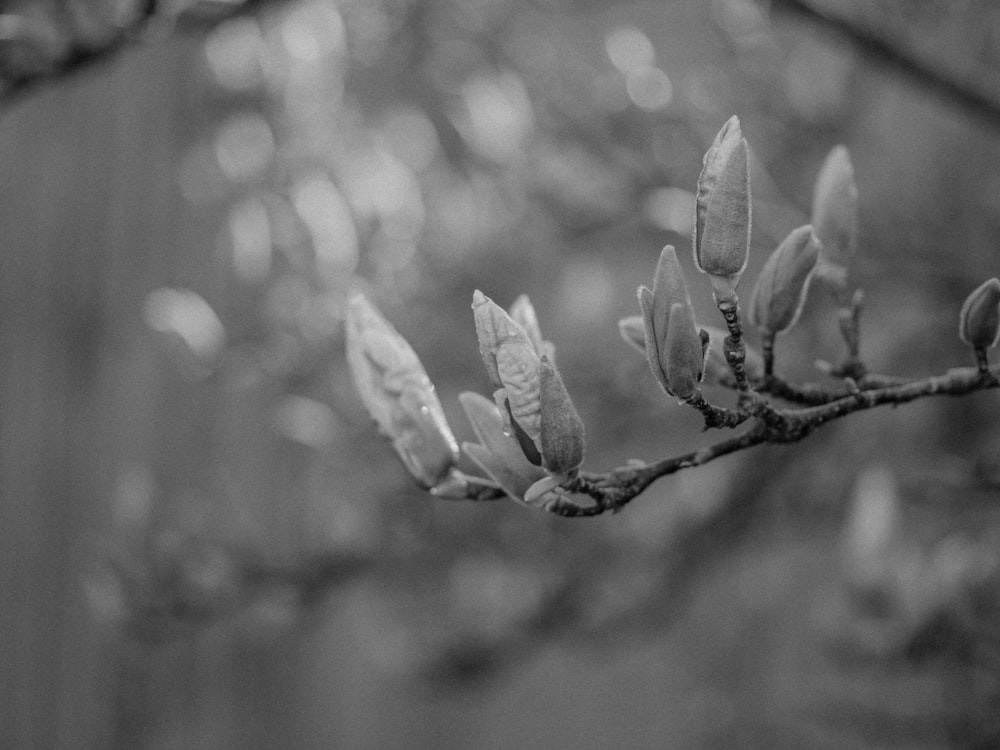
<box><xmin>4</xmin><ymin>0</ymin><xmax>1000</xmax><ymax>748</ymax></box>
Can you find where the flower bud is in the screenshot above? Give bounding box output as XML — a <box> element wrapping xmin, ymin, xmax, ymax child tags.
<box><xmin>473</xmin><ymin>289</ymin><xmax>530</xmax><ymax>390</ymax></box>
<box><xmin>637</xmin><ymin>246</ymin><xmax>705</xmax><ymax>398</ymax></box>
<box><xmin>345</xmin><ymin>293</ymin><xmax>459</xmax><ymax>487</ymax></box>
<box><xmin>473</xmin><ymin>291</ymin><xmax>585</xmax><ymax>473</ymax></box>
<box><xmin>664</xmin><ymin>302</ymin><xmax>704</xmax><ymax>400</ymax></box>
<box><xmin>811</xmin><ymin>145</ymin><xmax>858</xmax><ymax>273</ymax></box>
<box><xmin>959</xmin><ymin>277</ymin><xmax>1000</xmax><ymax>350</ymax></box>
<box><xmin>694</xmin><ymin>116</ymin><xmax>751</xmax><ymax>300</ymax></box>
<box><xmin>748</xmin><ymin>225</ymin><xmax>821</xmax><ymax>335</ymax></box>
<box><xmin>538</xmin><ymin>359</ymin><xmax>585</xmax><ymax>473</ymax></box>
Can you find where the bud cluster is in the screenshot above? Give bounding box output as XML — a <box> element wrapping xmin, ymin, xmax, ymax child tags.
<box><xmin>346</xmin><ymin>116</ymin><xmax>999</xmax><ymax>514</ymax></box>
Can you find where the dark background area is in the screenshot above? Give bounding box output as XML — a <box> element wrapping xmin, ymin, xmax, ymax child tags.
<box><xmin>1</xmin><ymin>1</ymin><xmax>1000</xmax><ymax>747</ymax></box>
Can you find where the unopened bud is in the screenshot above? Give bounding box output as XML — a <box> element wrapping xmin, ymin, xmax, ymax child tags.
<box><xmin>959</xmin><ymin>277</ymin><xmax>1000</xmax><ymax>350</ymax></box>
<box><xmin>345</xmin><ymin>293</ymin><xmax>459</xmax><ymax>487</ymax></box>
<box><xmin>749</xmin><ymin>225</ymin><xmax>820</xmax><ymax>335</ymax></box>
<box><xmin>473</xmin><ymin>289</ymin><xmax>530</xmax><ymax>389</ymax></box>
<box><xmin>473</xmin><ymin>291</ymin><xmax>585</xmax><ymax>473</ymax></box>
<box><xmin>637</xmin><ymin>246</ymin><xmax>704</xmax><ymax>397</ymax></box>
<box><xmin>665</xmin><ymin>302</ymin><xmax>704</xmax><ymax>400</ymax></box>
<box><xmin>538</xmin><ymin>359</ymin><xmax>585</xmax><ymax>473</ymax></box>
<box><xmin>694</xmin><ymin>116</ymin><xmax>751</xmax><ymax>300</ymax></box>
<box><xmin>811</xmin><ymin>146</ymin><xmax>858</xmax><ymax>271</ymax></box>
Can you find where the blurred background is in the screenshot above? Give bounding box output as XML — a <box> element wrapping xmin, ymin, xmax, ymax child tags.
<box><xmin>2</xmin><ymin>0</ymin><xmax>1000</xmax><ymax>748</ymax></box>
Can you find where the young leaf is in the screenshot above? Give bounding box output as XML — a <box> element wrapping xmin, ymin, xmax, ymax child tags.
<box><xmin>459</xmin><ymin>391</ymin><xmax>548</xmax><ymax>505</ymax></box>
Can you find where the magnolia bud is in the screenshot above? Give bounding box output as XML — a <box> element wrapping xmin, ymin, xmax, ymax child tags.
<box><xmin>959</xmin><ymin>278</ymin><xmax>1000</xmax><ymax>350</ymax></box>
<box><xmin>694</xmin><ymin>116</ymin><xmax>751</xmax><ymax>300</ymax></box>
<box><xmin>473</xmin><ymin>291</ymin><xmax>585</xmax><ymax>473</ymax></box>
<box><xmin>345</xmin><ymin>293</ymin><xmax>459</xmax><ymax>487</ymax></box>
<box><xmin>637</xmin><ymin>246</ymin><xmax>704</xmax><ymax>398</ymax></box>
<box><xmin>664</xmin><ymin>302</ymin><xmax>704</xmax><ymax>400</ymax></box>
<box><xmin>473</xmin><ymin>289</ymin><xmax>531</xmax><ymax>389</ymax></box>
<box><xmin>811</xmin><ymin>146</ymin><xmax>858</xmax><ymax>272</ymax></box>
<box><xmin>538</xmin><ymin>359</ymin><xmax>585</xmax><ymax>473</ymax></box>
<box><xmin>749</xmin><ymin>225</ymin><xmax>821</xmax><ymax>336</ymax></box>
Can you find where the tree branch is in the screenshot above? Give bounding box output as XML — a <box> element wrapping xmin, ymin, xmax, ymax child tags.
<box><xmin>768</xmin><ymin>0</ymin><xmax>1000</xmax><ymax>129</ymax></box>
<box><xmin>0</xmin><ymin>0</ymin><xmax>279</xmax><ymax>110</ymax></box>
<box><xmin>471</xmin><ymin>361</ymin><xmax>1000</xmax><ymax>518</ymax></box>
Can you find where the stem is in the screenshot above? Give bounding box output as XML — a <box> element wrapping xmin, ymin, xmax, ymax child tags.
<box><xmin>975</xmin><ymin>347</ymin><xmax>991</xmax><ymax>377</ymax></box>
<box><xmin>761</xmin><ymin>330</ymin><xmax>776</xmax><ymax>378</ymax></box>
<box><xmin>685</xmin><ymin>390</ymin><xmax>747</xmax><ymax>429</ymax></box>
<box><xmin>557</xmin><ymin>427</ymin><xmax>769</xmax><ymax>517</ymax></box>
<box><xmin>447</xmin><ymin>363</ymin><xmax>999</xmax><ymax>516</ymax></box>
<box><xmin>716</xmin><ymin>293</ymin><xmax>751</xmax><ymax>393</ymax></box>
<box><xmin>545</xmin><ymin>362</ymin><xmax>1000</xmax><ymax>517</ymax></box>
<box><xmin>790</xmin><ymin>364</ymin><xmax>1000</xmax><ymax>428</ymax></box>
<box><xmin>834</xmin><ymin>290</ymin><xmax>866</xmax><ymax>379</ymax></box>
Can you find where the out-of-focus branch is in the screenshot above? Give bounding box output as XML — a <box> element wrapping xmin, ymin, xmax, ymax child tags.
<box><xmin>119</xmin><ymin>547</ymin><xmax>377</xmax><ymax>642</ymax></box>
<box><xmin>0</xmin><ymin>0</ymin><xmax>279</xmax><ymax>110</ymax></box>
<box><xmin>768</xmin><ymin>0</ymin><xmax>1000</xmax><ymax>128</ymax></box>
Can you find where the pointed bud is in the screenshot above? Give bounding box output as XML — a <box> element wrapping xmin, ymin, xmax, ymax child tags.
<box><xmin>473</xmin><ymin>291</ymin><xmax>585</xmax><ymax>473</ymax></box>
<box><xmin>811</xmin><ymin>146</ymin><xmax>858</xmax><ymax>272</ymax></box>
<box><xmin>959</xmin><ymin>278</ymin><xmax>1000</xmax><ymax>350</ymax></box>
<box><xmin>749</xmin><ymin>225</ymin><xmax>821</xmax><ymax>336</ymax></box>
<box><xmin>637</xmin><ymin>246</ymin><xmax>704</xmax><ymax>397</ymax></box>
<box><xmin>345</xmin><ymin>293</ymin><xmax>459</xmax><ymax>487</ymax></box>
<box><xmin>694</xmin><ymin>116</ymin><xmax>751</xmax><ymax>300</ymax></box>
<box><xmin>538</xmin><ymin>359</ymin><xmax>585</xmax><ymax>473</ymax></box>
<box><xmin>473</xmin><ymin>289</ymin><xmax>533</xmax><ymax>389</ymax></box>
<box><xmin>664</xmin><ymin>302</ymin><xmax>704</xmax><ymax>400</ymax></box>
